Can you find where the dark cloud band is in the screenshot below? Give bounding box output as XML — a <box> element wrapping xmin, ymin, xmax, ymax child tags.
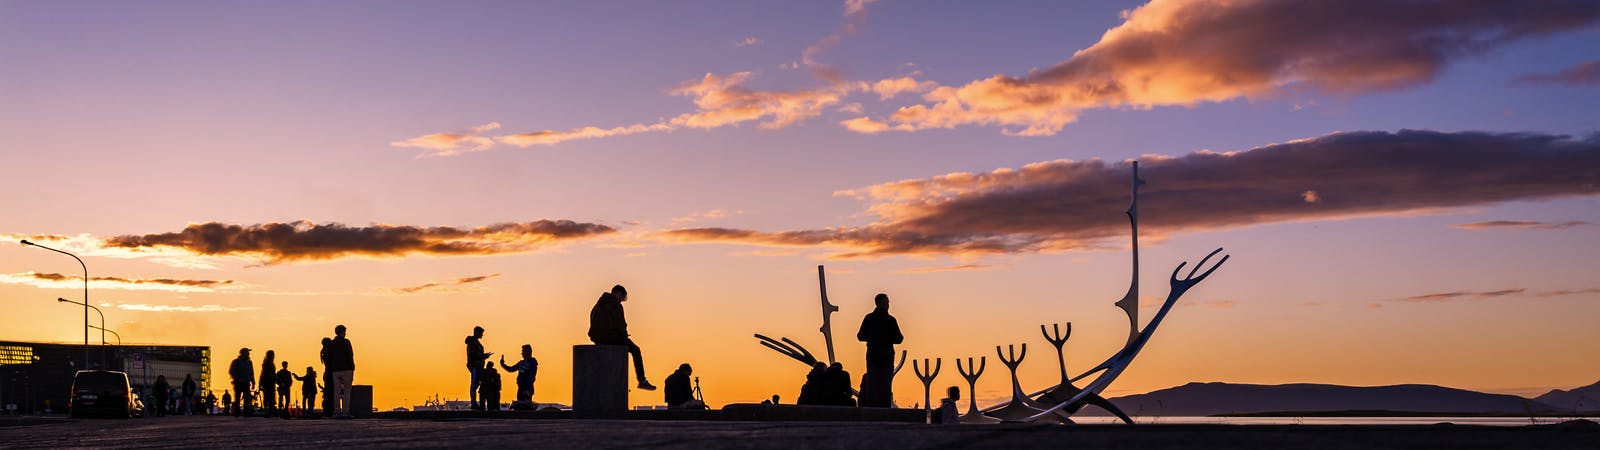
<box><xmin>104</xmin><ymin>220</ymin><xmax>616</xmax><ymax>263</ymax></box>
<box><xmin>662</xmin><ymin>130</ymin><xmax>1600</xmax><ymax>256</ymax></box>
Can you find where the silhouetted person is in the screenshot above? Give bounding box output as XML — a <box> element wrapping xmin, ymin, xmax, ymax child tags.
<box><xmin>856</xmin><ymin>293</ymin><xmax>903</xmax><ymax>407</ymax></box>
<box><xmin>771</xmin><ymin>394</ymin><xmax>780</xmax><ymax>405</ymax></box>
<box><xmin>936</xmin><ymin>386</ymin><xmax>959</xmax><ymax>425</ymax></box>
<box><xmin>320</xmin><ymin>337</ymin><xmax>333</xmax><ymax>417</ymax></box>
<box><xmin>228</xmin><ymin>348</ymin><xmax>254</xmax><ymax>416</ymax></box>
<box><xmin>478</xmin><ymin>361</ymin><xmax>501</xmax><ymax>412</ymax></box>
<box><xmin>153</xmin><ymin>375</ymin><xmax>170</xmax><ymax>417</ymax></box>
<box><xmin>294</xmin><ymin>366</ymin><xmax>318</xmax><ymax>416</ymax></box>
<box><xmin>797</xmin><ymin>362</ymin><xmax>826</xmax><ymax>405</ymax></box>
<box><xmin>204</xmin><ymin>391</ymin><xmax>217</xmax><ymax>415</ymax></box>
<box><xmin>181</xmin><ymin>374</ymin><xmax>197</xmax><ymax>415</ymax></box>
<box><xmin>327</xmin><ymin>324</ymin><xmax>356</xmax><ymax>418</ymax></box>
<box><xmin>276</xmin><ymin>362</ymin><xmax>294</xmax><ymax>417</ymax></box>
<box><xmin>664</xmin><ymin>364</ymin><xmax>693</xmax><ymax>408</ymax></box>
<box><xmin>499</xmin><ymin>344</ymin><xmax>538</xmax><ymax>409</ymax></box>
<box><xmin>259</xmin><ymin>350</ymin><xmax>278</xmax><ymax>416</ymax></box>
<box><xmin>465</xmin><ymin>326</ymin><xmax>492</xmax><ymax>410</ymax></box>
<box><xmin>222</xmin><ymin>390</ymin><xmax>232</xmax><ymax>416</ymax></box>
<box><xmin>588</xmin><ymin>284</ymin><xmax>655</xmax><ymax>390</ymax></box>
<box><xmin>826</xmin><ymin>362</ymin><xmax>855</xmax><ymax>407</ymax></box>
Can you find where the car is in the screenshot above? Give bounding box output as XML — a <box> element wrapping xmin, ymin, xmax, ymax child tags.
<box><xmin>69</xmin><ymin>370</ymin><xmax>135</xmax><ymax>419</ymax></box>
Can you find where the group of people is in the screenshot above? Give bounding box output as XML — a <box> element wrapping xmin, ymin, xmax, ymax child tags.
<box><xmin>463</xmin><ymin>326</ymin><xmax>539</xmax><ymax>411</ymax></box>
<box><xmin>465</xmin><ymin>284</ymin><xmax>711</xmax><ymax>411</ymax></box>
<box><xmin>190</xmin><ymin>283</ymin><xmax>905</xmax><ymax>416</ymax></box>
<box><xmin>224</xmin><ymin>324</ymin><xmax>356</xmax><ymax>418</ymax></box>
<box><xmin>146</xmin><ymin>373</ymin><xmax>202</xmax><ymax>416</ymax></box>
<box><xmin>796</xmin><ymin>362</ymin><xmax>856</xmax><ymax>406</ymax></box>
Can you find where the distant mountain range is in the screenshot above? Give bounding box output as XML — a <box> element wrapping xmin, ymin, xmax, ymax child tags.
<box><xmin>1071</xmin><ymin>380</ymin><xmax>1600</xmax><ymax>416</ymax></box>
<box><xmin>1535</xmin><ymin>380</ymin><xmax>1600</xmax><ymax>411</ymax></box>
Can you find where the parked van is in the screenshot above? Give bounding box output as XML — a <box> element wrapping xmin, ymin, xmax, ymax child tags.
<box><xmin>69</xmin><ymin>370</ymin><xmax>135</xmax><ymax>418</ymax></box>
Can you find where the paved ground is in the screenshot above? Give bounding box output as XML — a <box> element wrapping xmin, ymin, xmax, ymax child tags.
<box><xmin>1</xmin><ymin>415</ymin><xmax>1596</xmax><ymax>449</ymax></box>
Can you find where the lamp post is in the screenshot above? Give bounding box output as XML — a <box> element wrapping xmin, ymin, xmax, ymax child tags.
<box><xmin>87</xmin><ymin>325</ymin><xmax>121</xmax><ymax>345</ymax></box>
<box><xmin>22</xmin><ymin>240</ymin><xmax>89</xmax><ymax>369</ymax></box>
<box><xmin>57</xmin><ymin>298</ymin><xmax>105</xmax><ymax>345</ymax></box>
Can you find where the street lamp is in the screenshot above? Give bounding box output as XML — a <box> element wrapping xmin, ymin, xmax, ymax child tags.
<box><xmin>21</xmin><ymin>239</ymin><xmax>90</xmax><ymax>369</ymax></box>
<box><xmin>87</xmin><ymin>325</ymin><xmax>121</xmax><ymax>346</ymax></box>
<box><xmin>56</xmin><ymin>298</ymin><xmax>105</xmax><ymax>345</ymax></box>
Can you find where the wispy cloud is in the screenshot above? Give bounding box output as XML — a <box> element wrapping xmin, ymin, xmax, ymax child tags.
<box><xmin>895</xmin><ymin>263</ymin><xmax>994</xmax><ymax>274</ymax></box>
<box><xmin>1392</xmin><ymin>287</ymin><xmax>1600</xmax><ymax>303</ymax></box>
<box><xmin>844</xmin><ymin>0</ymin><xmax>1600</xmax><ymax>136</ymax></box>
<box><xmin>1452</xmin><ymin>220</ymin><xmax>1595</xmax><ymax>231</ymax></box>
<box><xmin>0</xmin><ymin>272</ymin><xmax>238</xmax><ymax>293</ymax></box>
<box><xmin>387</xmin><ymin>273</ymin><xmax>501</xmax><ymax>294</ymax></box>
<box><xmin>1402</xmin><ymin>288</ymin><xmax>1526</xmax><ymax>303</ymax></box>
<box><xmin>113</xmin><ymin>303</ymin><xmax>260</xmax><ymax>313</ymax></box>
<box><xmin>1533</xmin><ymin>288</ymin><xmax>1600</xmax><ymax>297</ymax></box>
<box><xmin>478</xmin><ymin>72</ymin><xmax>856</xmax><ymax>153</ymax></box>
<box><xmin>734</xmin><ymin>36</ymin><xmax>762</xmax><ymax>48</ymax></box>
<box><xmin>390</xmin><ymin>122</ymin><xmax>502</xmax><ymax>157</ymax></box>
<box><xmin>20</xmin><ymin>219</ymin><xmax>620</xmax><ymax>265</ymax></box>
<box><xmin>1512</xmin><ymin>60</ymin><xmax>1600</xmax><ymax>87</ymax></box>
<box><xmin>395</xmin><ymin>0</ymin><xmax>888</xmax><ymax>156</ymax></box>
<box><xmin>660</xmin><ymin>130</ymin><xmax>1600</xmax><ymax>257</ymax></box>
<box><xmin>671</xmin><ymin>209</ymin><xmax>740</xmax><ymax>224</ymax></box>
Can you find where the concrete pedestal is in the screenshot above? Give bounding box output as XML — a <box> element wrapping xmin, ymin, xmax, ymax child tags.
<box><xmin>352</xmin><ymin>385</ymin><xmax>373</xmax><ymax>418</ymax></box>
<box><xmin>572</xmin><ymin>345</ymin><xmax>628</xmax><ymax>419</ymax></box>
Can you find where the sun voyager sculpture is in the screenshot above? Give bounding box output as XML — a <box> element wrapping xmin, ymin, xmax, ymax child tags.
<box><xmin>755</xmin><ymin>161</ymin><xmax>1230</xmax><ymax>424</ymax></box>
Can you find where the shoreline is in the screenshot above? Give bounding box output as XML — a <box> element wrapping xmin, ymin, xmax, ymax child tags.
<box><xmin>2</xmin><ymin>416</ymin><xmax>1595</xmax><ymax>449</ymax></box>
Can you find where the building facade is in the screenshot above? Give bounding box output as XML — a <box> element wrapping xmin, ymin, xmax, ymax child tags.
<box><xmin>0</xmin><ymin>341</ymin><xmax>209</xmax><ymax>415</ymax></box>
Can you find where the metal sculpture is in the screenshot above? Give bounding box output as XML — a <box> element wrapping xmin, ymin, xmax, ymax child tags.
<box><xmin>817</xmin><ymin>266</ymin><xmax>840</xmax><ymax>365</ymax></box>
<box><xmin>749</xmin><ymin>161</ymin><xmax>1229</xmax><ymax>424</ymax></box>
<box><xmin>981</xmin><ymin>161</ymin><xmax>1231</xmax><ymax>424</ymax></box>
<box><xmin>753</xmin><ymin>266</ymin><xmax>839</xmax><ymax>368</ymax></box>
<box><xmin>1021</xmin><ymin>247</ymin><xmax>1227</xmax><ymax>422</ymax></box>
<box><xmin>985</xmin><ymin>344</ymin><xmax>1048</xmax><ymax>422</ymax></box>
<box><xmin>956</xmin><ymin>356</ymin><xmax>998</xmax><ymax>423</ymax></box>
<box><xmin>1032</xmin><ymin>323</ymin><xmax>1133</xmax><ymax>423</ymax></box>
<box><xmin>912</xmin><ymin>357</ymin><xmax>941</xmax><ymax>422</ymax></box>
<box><xmin>754</xmin><ymin>334</ymin><xmax>819</xmax><ymax>366</ymax></box>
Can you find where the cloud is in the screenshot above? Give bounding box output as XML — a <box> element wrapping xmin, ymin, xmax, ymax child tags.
<box><xmin>840</xmin><ymin>116</ymin><xmax>892</xmax><ymax>134</ymax></box>
<box><xmin>666</xmin><ymin>72</ymin><xmax>854</xmax><ymax>129</ymax></box>
<box><xmin>672</xmin><ymin>209</ymin><xmax>740</xmax><ymax>224</ymax></box>
<box><xmin>843</xmin><ymin>0</ymin><xmax>878</xmax><ymax>18</ymax></box>
<box><xmin>734</xmin><ymin>36</ymin><xmax>763</xmax><ymax>48</ymax></box>
<box><xmin>113</xmin><ymin>303</ymin><xmax>260</xmax><ymax>313</ymax></box>
<box><xmin>1512</xmin><ymin>60</ymin><xmax>1600</xmax><ymax>87</ymax></box>
<box><xmin>870</xmin><ymin>77</ymin><xmax>936</xmax><ymax>100</ymax></box>
<box><xmin>391</xmin><ymin>122</ymin><xmax>502</xmax><ymax>157</ymax></box>
<box><xmin>659</xmin><ymin>129</ymin><xmax>1600</xmax><ymax>257</ymax></box>
<box><xmin>1452</xmin><ymin>220</ymin><xmax>1596</xmax><ymax>231</ymax></box>
<box><xmin>388</xmin><ymin>273</ymin><xmax>501</xmax><ymax>294</ymax></box>
<box><xmin>98</xmin><ymin>220</ymin><xmax>616</xmax><ymax>264</ymax></box>
<box><xmin>849</xmin><ymin>0</ymin><xmax>1600</xmax><ymax>136</ymax></box>
<box><xmin>489</xmin><ymin>72</ymin><xmax>856</xmax><ymax>151</ymax></box>
<box><xmin>0</xmin><ymin>271</ymin><xmax>237</xmax><ymax>293</ymax></box>
<box><xmin>1402</xmin><ymin>288</ymin><xmax>1526</xmax><ymax>303</ymax></box>
<box><xmin>496</xmin><ymin>122</ymin><xmax>673</xmax><ymax>148</ymax></box>
<box><xmin>896</xmin><ymin>263</ymin><xmax>994</xmax><ymax>274</ymax></box>
<box><xmin>1533</xmin><ymin>288</ymin><xmax>1600</xmax><ymax>297</ymax></box>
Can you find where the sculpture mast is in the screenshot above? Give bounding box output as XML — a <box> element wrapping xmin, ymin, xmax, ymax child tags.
<box><xmin>818</xmin><ymin>265</ymin><xmax>840</xmax><ymax>364</ymax></box>
<box><xmin>1112</xmin><ymin>161</ymin><xmax>1145</xmax><ymax>347</ymax></box>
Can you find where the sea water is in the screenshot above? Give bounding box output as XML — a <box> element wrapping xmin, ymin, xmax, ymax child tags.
<box><xmin>1067</xmin><ymin>416</ymin><xmax>1599</xmax><ymax>426</ymax></box>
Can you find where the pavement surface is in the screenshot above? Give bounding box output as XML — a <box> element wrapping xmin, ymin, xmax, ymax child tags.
<box><xmin>1</xmin><ymin>415</ymin><xmax>1596</xmax><ymax>449</ymax></box>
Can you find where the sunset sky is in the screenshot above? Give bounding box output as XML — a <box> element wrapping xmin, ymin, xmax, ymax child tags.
<box><xmin>3</xmin><ymin>0</ymin><xmax>1598</xmax><ymax>410</ymax></box>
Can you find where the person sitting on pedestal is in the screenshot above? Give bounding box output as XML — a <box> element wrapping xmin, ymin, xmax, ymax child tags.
<box><xmin>588</xmin><ymin>284</ymin><xmax>655</xmax><ymax>390</ymax></box>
